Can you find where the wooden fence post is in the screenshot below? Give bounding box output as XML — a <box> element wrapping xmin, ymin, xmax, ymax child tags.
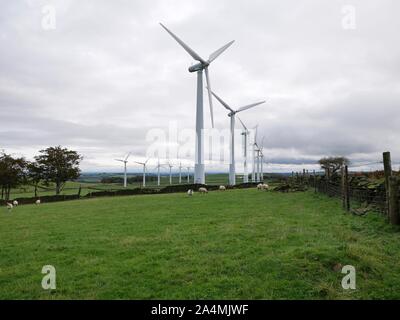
<box><xmin>383</xmin><ymin>151</ymin><xmax>392</xmax><ymax>216</ymax></box>
<box><xmin>341</xmin><ymin>165</ymin><xmax>345</xmax><ymax>210</ymax></box>
<box><xmin>344</xmin><ymin>165</ymin><xmax>350</xmax><ymax>212</ymax></box>
<box><xmin>389</xmin><ymin>176</ymin><xmax>400</xmax><ymax>225</ymax></box>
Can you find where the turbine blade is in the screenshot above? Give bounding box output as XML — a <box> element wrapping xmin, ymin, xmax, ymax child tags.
<box><xmin>204</xmin><ymin>67</ymin><xmax>214</xmax><ymax>128</ymax></box>
<box><xmin>125</xmin><ymin>152</ymin><xmax>131</xmax><ymax>161</ymax></box>
<box><xmin>208</xmin><ymin>40</ymin><xmax>235</xmax><ymax>62</ymax></box>
<box><xmin>160</xmin><ymin>23</ymin><xmax>206</xmax><ymax>63</ymax></box>
<box><xmin>237</xmin><ymin>116</ymin><xmax>248</xmax><ymax>131</ymax></box>
<box><xmin>236</xmin><ymin>101</ymin><xmax>266</xmax><ymax>113</ymax></box>
<box><xmin>210</xmin><ymin>90</ymin><xmax>234</xmax><ymax>113</ymax></box>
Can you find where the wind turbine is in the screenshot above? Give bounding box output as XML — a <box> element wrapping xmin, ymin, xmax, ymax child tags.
<box><xmin>167</xmin><ymin>162</ymin><xmax>174</xmax><ymax>185</ymax></box>
<box><xmin>210</xmin><ymin>90</ymin><xmax>265</xmax><ymax>185</ymax></box>
<box><xmin>186</xmin><ymin>166</ymin><xmax>191</xmax><ymax>183</ymax></box>
<box><xmin>115</xmin><ymin>152</ymin><xmax>131</xmax><ymax>188</ymax></box>
<box><xmin>154</xmin><ymin>159</ymin><xmax>164</xmax><ymax>186</ymax></box>
<box><xmin>178</xmin><ymin>162</ymin><xmax>183</xmax><ymax>184</ymax></box>
<box><xmin>259</xmin><ymin>137</ymin><xmax>265</xmax><ymax>182</ymax></box>
<box><xmin>160</xmin><ymin>23</ymin><xmax>234</xmax><ymax>184</ymax></box>
<box><xmin>135</xmin><ymin>158</ymin><xmax>150</xmax><ymax>188</ymax></box>
<box><xmin>252</xmin><ymin>125</ymin><xmax>258</xmax><ymax>182</ymax></box>
<box><xmin>238</xmin><ymin>117</ymin><xmax>250</xmax><ymax>183</ymax></box>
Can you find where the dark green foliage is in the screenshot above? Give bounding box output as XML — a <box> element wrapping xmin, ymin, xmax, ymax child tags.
<box><xmin>34</xmin><ymin>146</ymin><xmax>82</xmax><ymax>195</ymax></box>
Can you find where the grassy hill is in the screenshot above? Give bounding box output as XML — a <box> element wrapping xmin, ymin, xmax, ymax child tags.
<box><xmin>1</xmin><ymin>189</ymin><xmax>400</xmax><ymax>299</ymax></box>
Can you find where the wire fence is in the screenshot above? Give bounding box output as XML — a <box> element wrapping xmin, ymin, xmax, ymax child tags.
<box><xmin>310</xmin><ymin>178</ymin><xmax>387</xmax><ymax>215</ymax></box>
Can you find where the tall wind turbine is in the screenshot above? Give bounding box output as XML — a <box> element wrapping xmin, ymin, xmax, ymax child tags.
<box><xmin>238</xmin><ymin>117</ymin><xmax>250</xmax><ymax>183</ymax></box>
<box><xmin>178</xmin><ymin>162</ymin><xmax>183</xmax><ymax>184</ymax></box>
<box><xmin>167</xmin><ymin>162</ymin><xmax>174</xmax><ymax>185</ymax></box>
<box><xmin>211</xmin><ymin>90</ymin><xmax>265</xmax><ymax>185</ymax></box>
<box><xmin>115</xmin><ymin>152</ymin><xmax>131</xmax><ymax>188</ymax></box>
<box><xmin>186</xmin><ymin>166</ymin><xmax>191</xmax><ymax>183</ymax></box>
<box><xmin>252</xmin><ymin>125</ymin><xmax>258</xmax><ymax>182</ymax></box>
<box><xmin>259</xmin><ymin>137</ymin><xmax>265</xmax><ymax>182</ymax></box>
<box><xmin>160</xmin><ymin>23</ymin><xmax>234</xmax><ymax>184</ymax></box>
<box><xmin>154</xmin><ymin>159</ymin><xmax>164</xmax><ymax>186</ymax></box>
<box><xmin>135</xmin><ymin>158</ymin><xmax>150</xmax><ymax>188</ymax></box>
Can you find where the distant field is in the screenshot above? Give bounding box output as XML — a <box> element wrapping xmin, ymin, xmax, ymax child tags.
<box><xmin>4</xmin><ymin>173</ymin><xmax>239</xmax><ymax>199</ymax></box>
<box><xmin>1</xmin><ymin>189</ymin><xmax>400</xmax><ymax>299</ymax></box>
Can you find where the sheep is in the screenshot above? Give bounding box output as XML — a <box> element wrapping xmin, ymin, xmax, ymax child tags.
<box><xmin>12</xmin><ymin>200</ymin><xmax>18</xmax><ymax>207</ymax></box>
<box><xmin>257</xmin><ymin>183</ymin><xmax>269</xmax><ymax>190</ymax></box>
<box><xmin>35</xmin><ymin>199</ymin><xmax>41</xmax><ymax>205</ymax></box>
<box><xmin>198</xmin><ymin>187</ymin><xmax>208</xmax><ymax>194</ymax></box>
<box><xmin>6</xmin><ymin>203</ymin><xmax>13</xmax><ymax>211</ymax></box>
<box><xmin>187</xmin><ymin>189</ymin><xmax>193</xmax><ymax>196</ymax></box>
<box><xmin>219</xmin><ymin>185</ymin><xmax>226</xmax><ymax>191</ymax></box>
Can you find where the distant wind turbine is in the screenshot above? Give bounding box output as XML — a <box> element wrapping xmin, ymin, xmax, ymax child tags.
<box><xmin>252</xmin><ymin>125</ymin><xmax>258</xmax><ymax>182</ymax></box>
<box><xmin>178</xmin><ymin>162</ymin><xmax>183</xmax><ymax>184</ymax></box>
<box><xmin>115</xmin><ymin>152</ymin><xmax>131</xmax><ymax>188</ymax></box>
<box><xmin>154</xmin><ymin>159</ymin><xmax>164</xmax><ymax>186</ymax></box>
<box><xmin>167</xmin><ymin>162</ymin><xmax>174</xmax><ymax>185</ymax></box>
<box><xmin>187</xmin><ymin>166</ymin><xmax>191</xmax><ymax>184</ymax></box>
<box><xmin>238</xmin><ymin>117</ymin><xmax>250</xmax><ymax>183</ymax></box>
<box><xmin>160</xmin><ymin>23</ymin><xmax>234</xmax><ymax>184</ymax></box>
<box><xmin>210</xmin><ymin>90</ymin><xmax>265</xmax><ymax>185</ymax></box>
<box><xmin>135</xmin><ymin>158</ymin><xmax>150</xmax><ymax>188</ymax></box>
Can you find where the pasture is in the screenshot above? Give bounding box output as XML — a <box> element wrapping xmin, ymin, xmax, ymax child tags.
<box><xmin>4</xmin><ymin>173</ymin><xmax>235</xmax><ymax>199</ymax></box>
<box><xmin>1</xmin><ymin>189</ymin><xmax>400</xmax><ymax>299</ymax></box>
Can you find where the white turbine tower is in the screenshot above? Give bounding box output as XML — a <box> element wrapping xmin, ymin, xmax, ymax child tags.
<box><xmin>167</xmin><ymin>162</ymin><xmax>174</xmax><ymax>185</ymax></box>
<box><xmin>178</xmin><ymin>162</ymin><xmax>183</xmax><ymax>184</ymax></box>
<box><xmin>160</xmin><ymin>23</ymin><xmax>234</xmax><ymax>184</ymax></box>
<box><xmin>154</xmin><ymin>159</ymin><xmax>164</xmax><ymax>186</ymax></box>
<box><xmin>259</xmin><ymin>137</ymin><xmax>265</xmax><ymax>182</ymax></box>
<box><xmin>187</xmin><ymin>166</ymin><xmax>191</xmax><ymax>183</ymax></box>
<box><xmin>210</xmin><ymin>90</ymin><xmax>265</xmax><ymax>185</ymax></box>
<box><xmin>238</xmin><ymin>117</ymin><xmax>250</xmax><ymax>183</ymax></box>
<box><xmin>135</xmin><ymin>158</ymin><xmax>150</xmax><ymax>188</ymax></box>
<box><xmin>115</xmin><ymin>152</ymin><xmax>131</xmax><ymax>188</ymax></box>
<box><xmin>252</xmin><ymin>125</ymin><xmax>258</xmax><ymax>182</ymax></box>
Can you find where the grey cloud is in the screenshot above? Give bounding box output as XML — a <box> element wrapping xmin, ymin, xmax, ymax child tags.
<box><xmin>1</xmin><ymin>0</ymin><xmax>400</xmax><ymax>171</ymax></box>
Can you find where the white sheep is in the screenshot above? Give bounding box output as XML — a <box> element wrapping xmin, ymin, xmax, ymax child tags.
<box><xmin>219</xmin><ymin>185</ymin><xmax>226</xmax><ymax>191</ymax></box>
<box><xmin>13</xmin><ymin>200</ymin><xmax>18</xmax><ymax>206</ymax></box>
<box><xmin>187</xmin><ymin>189</ymin><xmax>193</xmax><ymax>196</ymax></box>
<box><xmin>35</xmin><ymin>199</ymin><xmax>41</xmax><ymax>205</ymax></box>
<box><xmin>198</xmin><ymin>187</ymin><xmax>208</xmax><ymax>194</ymax></box>
<box><xmin>6</xmin><ymin>203</ymin><xmax>13</xmax><ymax>211</ymax></box>
<box><xmin>257</xmin><ymin>183</ymin><xmax>269</xmax><ymax>190</ymax></box>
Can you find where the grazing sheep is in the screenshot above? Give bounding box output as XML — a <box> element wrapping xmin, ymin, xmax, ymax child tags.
<box><xmin>35</xmin><ymin>199</ymin><xmax>41</xmax><ymax>205</ymax></box>
<box><xmin>262</xmin><ymin>183</ymin><xmax>269</xmax><ymax>190</ymax></box>
<box><xmin>257</xmin><ymin>183</ymin><xmax>263</xmax><ymax>190</ymax></box>
<box><xmin>13</xmin><ymin>200</ymin><xmax>18</xmax><ymax>206</ymax></box>
<box><xmin>187</xmin><ymin>189</ymin><xmax>193</xmax><ymax>196</ymax></box>
<box><xmin>198</xmin><ymin>187</ymin><xmax>208</xmax><ymax>194</ymax></box>
<box><xmin>6</xmin><ymin>203</ymin><xmax>13</xmax><ymax>211</ymax></box>
<box><xmin>219</xmin><ymin>185</ymin><xmax>226</xmax><ymax>191</ymax></box>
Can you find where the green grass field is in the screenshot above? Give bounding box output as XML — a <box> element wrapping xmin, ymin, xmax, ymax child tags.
<box><xmin>4</xmin><ymin>173</ymin><xmax>234</xmax><ymax>199</ymax></box>
<box><xmin>1</xmin><ymin>189</ymin><xmax>400</xmax><ymax>299</ymax></box>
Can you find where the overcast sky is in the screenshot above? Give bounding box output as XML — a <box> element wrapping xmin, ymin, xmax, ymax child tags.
<box><xmin>1</xmin><ymin>0</ymin><xmax>399</xmax><ymax>173</ymax></box>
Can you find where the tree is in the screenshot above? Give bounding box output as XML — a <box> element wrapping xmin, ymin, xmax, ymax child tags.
<box><xmin>35</xmin><ymin>146</ymin><xmax>83</xmax><ymax>195</ymax></box>
<box><xmin>27</xmin><ymin>161</ymin><xmax>45</xmax><ymax>198</ymax></box>
<box><xmin>0</xmin><ymin>152</ymin><xmax>28</xmax><ymax>200</ymax></box>
<box><xmin>318</xmin><ymin>156</ymin><xmax>350</xmax><ymax>178</ymax></box>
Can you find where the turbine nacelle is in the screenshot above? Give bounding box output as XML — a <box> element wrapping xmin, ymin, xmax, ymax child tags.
<box><xmin>188</xmin><ymin>62</ymin><xmax>208</xmax><ymax>73</ymax></box>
